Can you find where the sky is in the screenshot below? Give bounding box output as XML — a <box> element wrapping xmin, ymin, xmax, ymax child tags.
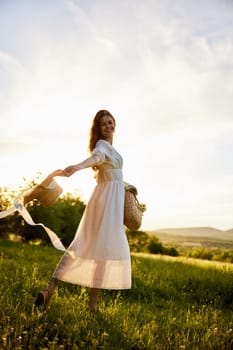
<box><xmin>0</xmin><ymin>0</ymin><xmax>233</xmax><ymax>231</ymax></box>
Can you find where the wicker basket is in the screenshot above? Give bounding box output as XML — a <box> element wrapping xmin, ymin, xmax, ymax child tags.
<box><xmin>124</xmin><ymin>190</ymin><xmax>143</xmax><ymax>230</ymax></box>
<box><xmin>23</xmin><ymin>179</ymin><xmax>63</xmax><ymax>206</ymax></box>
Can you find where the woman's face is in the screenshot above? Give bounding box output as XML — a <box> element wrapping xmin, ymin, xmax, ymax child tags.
<box><xmin>99</xmin><ymin>115</ymin><xmax>115</xmax><ymax>142</ymax></box>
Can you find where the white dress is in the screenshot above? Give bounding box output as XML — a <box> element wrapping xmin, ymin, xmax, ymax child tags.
<box><xmin>52</xmin><ymin>140</ymin><xmax>131</xmax><ymax>289</ymax></box>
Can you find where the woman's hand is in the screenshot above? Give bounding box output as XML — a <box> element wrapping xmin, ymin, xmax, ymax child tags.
<box><xmin>47</xmin><ymin>169</ymin><xmax>67</xmax><ymax>178</ymax></box>
<box><xmin>64</xmin><ymin>165</ymin><xmax>79</xmax><ymax>177</ymax></box>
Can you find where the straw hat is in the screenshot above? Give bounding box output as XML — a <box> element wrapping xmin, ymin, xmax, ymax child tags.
<box><xmin>23</xmin><ymin>172</ymin><xmax>63</xmax><ymax>206</ymax></box>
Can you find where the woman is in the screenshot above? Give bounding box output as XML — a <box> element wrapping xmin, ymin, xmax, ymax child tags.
<box><xmin>35</xmin><ymin>110</ymin><xmax>131</xmax><ymax>311</ymax></box>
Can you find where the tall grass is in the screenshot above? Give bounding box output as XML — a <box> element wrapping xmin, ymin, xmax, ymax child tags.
<box><xmin>0</xmin><ymin>240</ymin><xmax>232</xmax><ymax>349</ymax></box>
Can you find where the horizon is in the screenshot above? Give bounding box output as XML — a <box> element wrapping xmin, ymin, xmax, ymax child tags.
<box><xmin>149</xmin><ymin>226</ymin><xmax>233</xmax><ymax>232</ymax></box>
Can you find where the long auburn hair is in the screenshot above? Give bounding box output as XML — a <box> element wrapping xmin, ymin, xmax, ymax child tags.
<box><xmin>88</xmin><ymin>110</ymin><xmax>116</xmax><ymax>152</ymax></box>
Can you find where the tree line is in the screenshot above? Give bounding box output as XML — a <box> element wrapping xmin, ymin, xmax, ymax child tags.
<box><xmin>2</xmin><ymin>177</ymin><xmax>232</xmax><ymax>262</ymax></box>
<box><xmin>0</xmin><ymin>176</ymin><xmax>178</xmax><ymax>256</ymax></box>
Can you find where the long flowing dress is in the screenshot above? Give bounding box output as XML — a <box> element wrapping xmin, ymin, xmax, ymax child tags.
<box><xmin>52</xmin><ymin>139</ymin><xmax>131</xmax><ymax>289</ymax></box>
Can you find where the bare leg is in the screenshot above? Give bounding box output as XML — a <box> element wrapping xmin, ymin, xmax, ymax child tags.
<box><xmin>88</xmin><ymin>288</ymin><xmax>100</xmax><ymax>311</ymax></box>
<box><xmin>35</xmin><ymin>277</ymin><xmax>58</xmax><ymax>306</ymax></box>
<box><xmin>47</xmin><ymin>277</ymin><xmax>58</xmax><ymax>294</ymax></box>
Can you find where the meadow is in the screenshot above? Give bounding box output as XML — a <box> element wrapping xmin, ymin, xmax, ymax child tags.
<box><xmin>0</xmin><ymin>239</ymin><xmax>232</xmax><ymax>350</ymax></box>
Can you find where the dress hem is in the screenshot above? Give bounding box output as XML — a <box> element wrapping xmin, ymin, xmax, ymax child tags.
<box><xmin>55</xmin><ymin>276</ymin><xmax>132</xmax><ymax>290</ymax></box>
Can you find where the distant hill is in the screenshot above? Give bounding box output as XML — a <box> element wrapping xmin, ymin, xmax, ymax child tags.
<box><xmin>149</xmin><ymin>227</ymin><xmax>233</xmax><ymax>240</ymax></box>
<box><xmin>225</xmin><ymin>228</ymin><xmax>233</xmax><ymax>235</ymax></box>
<box><xmin>147</xmin><ymin>227</ymin><xmax>233</xmax><ymax>249</ymax></box>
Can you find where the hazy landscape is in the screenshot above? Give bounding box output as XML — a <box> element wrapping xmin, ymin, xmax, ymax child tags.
<box><xmin>148</xmin><ymin>227</ymin><xmax>233</xmax><ymax>249</ymax></box>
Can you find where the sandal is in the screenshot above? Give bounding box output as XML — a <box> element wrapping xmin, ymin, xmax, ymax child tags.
<box><xmin>34</xmin><ymin>289</ymin><xmax>52</xmax><ymax>307</ymax></box>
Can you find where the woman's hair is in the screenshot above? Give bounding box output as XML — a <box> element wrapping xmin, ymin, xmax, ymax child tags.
<box><xmin>88</xmin><ymin>110</ymin><xmax>116</xmax><ymax>152</ymax></box>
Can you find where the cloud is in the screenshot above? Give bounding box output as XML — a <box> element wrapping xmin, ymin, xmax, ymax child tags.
<box><xmin>1</xmin><ymin>0</ymin><xmax>232</xmax><ymax>134</ymax></box>
<box><xmin>65</xmin><ymin>0</ymin><xmax>98</xmax><ymax>36</ymax></box>
<box><xmin>0</xmin><ymin>51</ymin><xmax>26</xmax><ymax>75</ymax></box>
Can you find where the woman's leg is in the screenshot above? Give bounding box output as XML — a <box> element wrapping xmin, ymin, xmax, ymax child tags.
<box><xmin>47</xmin><ymin>277</ymin><xmax>58</xmax><ymax>294</ymax></box>
<box><xmin>88</xmin><ymin>288</ymin><xmax>100</xmax><ymax>311</ymax></box>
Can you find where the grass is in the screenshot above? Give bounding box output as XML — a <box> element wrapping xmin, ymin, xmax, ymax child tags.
<box><xmin>0</xmin><ymin>239</ymin><xmax>233</xmax><ymax>350</ymax></box>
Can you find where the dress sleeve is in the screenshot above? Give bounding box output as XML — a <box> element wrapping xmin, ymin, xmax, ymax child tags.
<box><xmin>73</xmin><ymin>140</ymin><xmax>106</xmax><ymax>170</ymax></box>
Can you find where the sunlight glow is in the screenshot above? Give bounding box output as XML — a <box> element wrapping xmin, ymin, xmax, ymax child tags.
<box><xmin>1</xmin><ymin>0</ymin><xmax>233</xmax><ymax>230</ymax></box>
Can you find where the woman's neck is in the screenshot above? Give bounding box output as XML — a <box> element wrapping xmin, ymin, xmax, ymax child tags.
<box><xmin>102</xmin><ymin>136</ymin><xmax>113</xmax><ymax>144</ymax></box>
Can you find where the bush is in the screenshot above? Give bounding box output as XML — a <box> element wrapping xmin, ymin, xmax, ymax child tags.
<box><xmin>212</xmin><ymin>250</ymin><xmax>233</xmax><ymax>263</ymax></box>
<box><xmin>0</xmin><ymin>184</ymin><xmax>86</xmax><ymax>246</ymax></box>
<box><xmin>23</xmin><ymin>193</ymin><xmax>86</xmax><ymax>246</ymax></box>
<box><xmin>126</xmin><ymin>230</ymin><xmax>179</xmax><ymax>257</ymax></box>
<box><xmin>146</xmin><ymin>236</ymin><xmax>164</xmax><ymax>254</ymax></box>
<box><xmin>0</xmin><ymin>187</ymin><xmax>24</xmax><ymax>237</ymax></box>
<box><xmin>126</xmin><ymin>230</ymin><xmax>149</xmax><ymax>252</ymax></box>
<box><xmin>187</xmin><ymin>248</ymin><xmax>214</xmax><ymax>260</ymax></box>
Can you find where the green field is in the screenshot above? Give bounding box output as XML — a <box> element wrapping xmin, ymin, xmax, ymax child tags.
<box><xmin>0</xmin><ymin>240</ymin><xmax>232</xmax><ymax>350</ymax></box>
